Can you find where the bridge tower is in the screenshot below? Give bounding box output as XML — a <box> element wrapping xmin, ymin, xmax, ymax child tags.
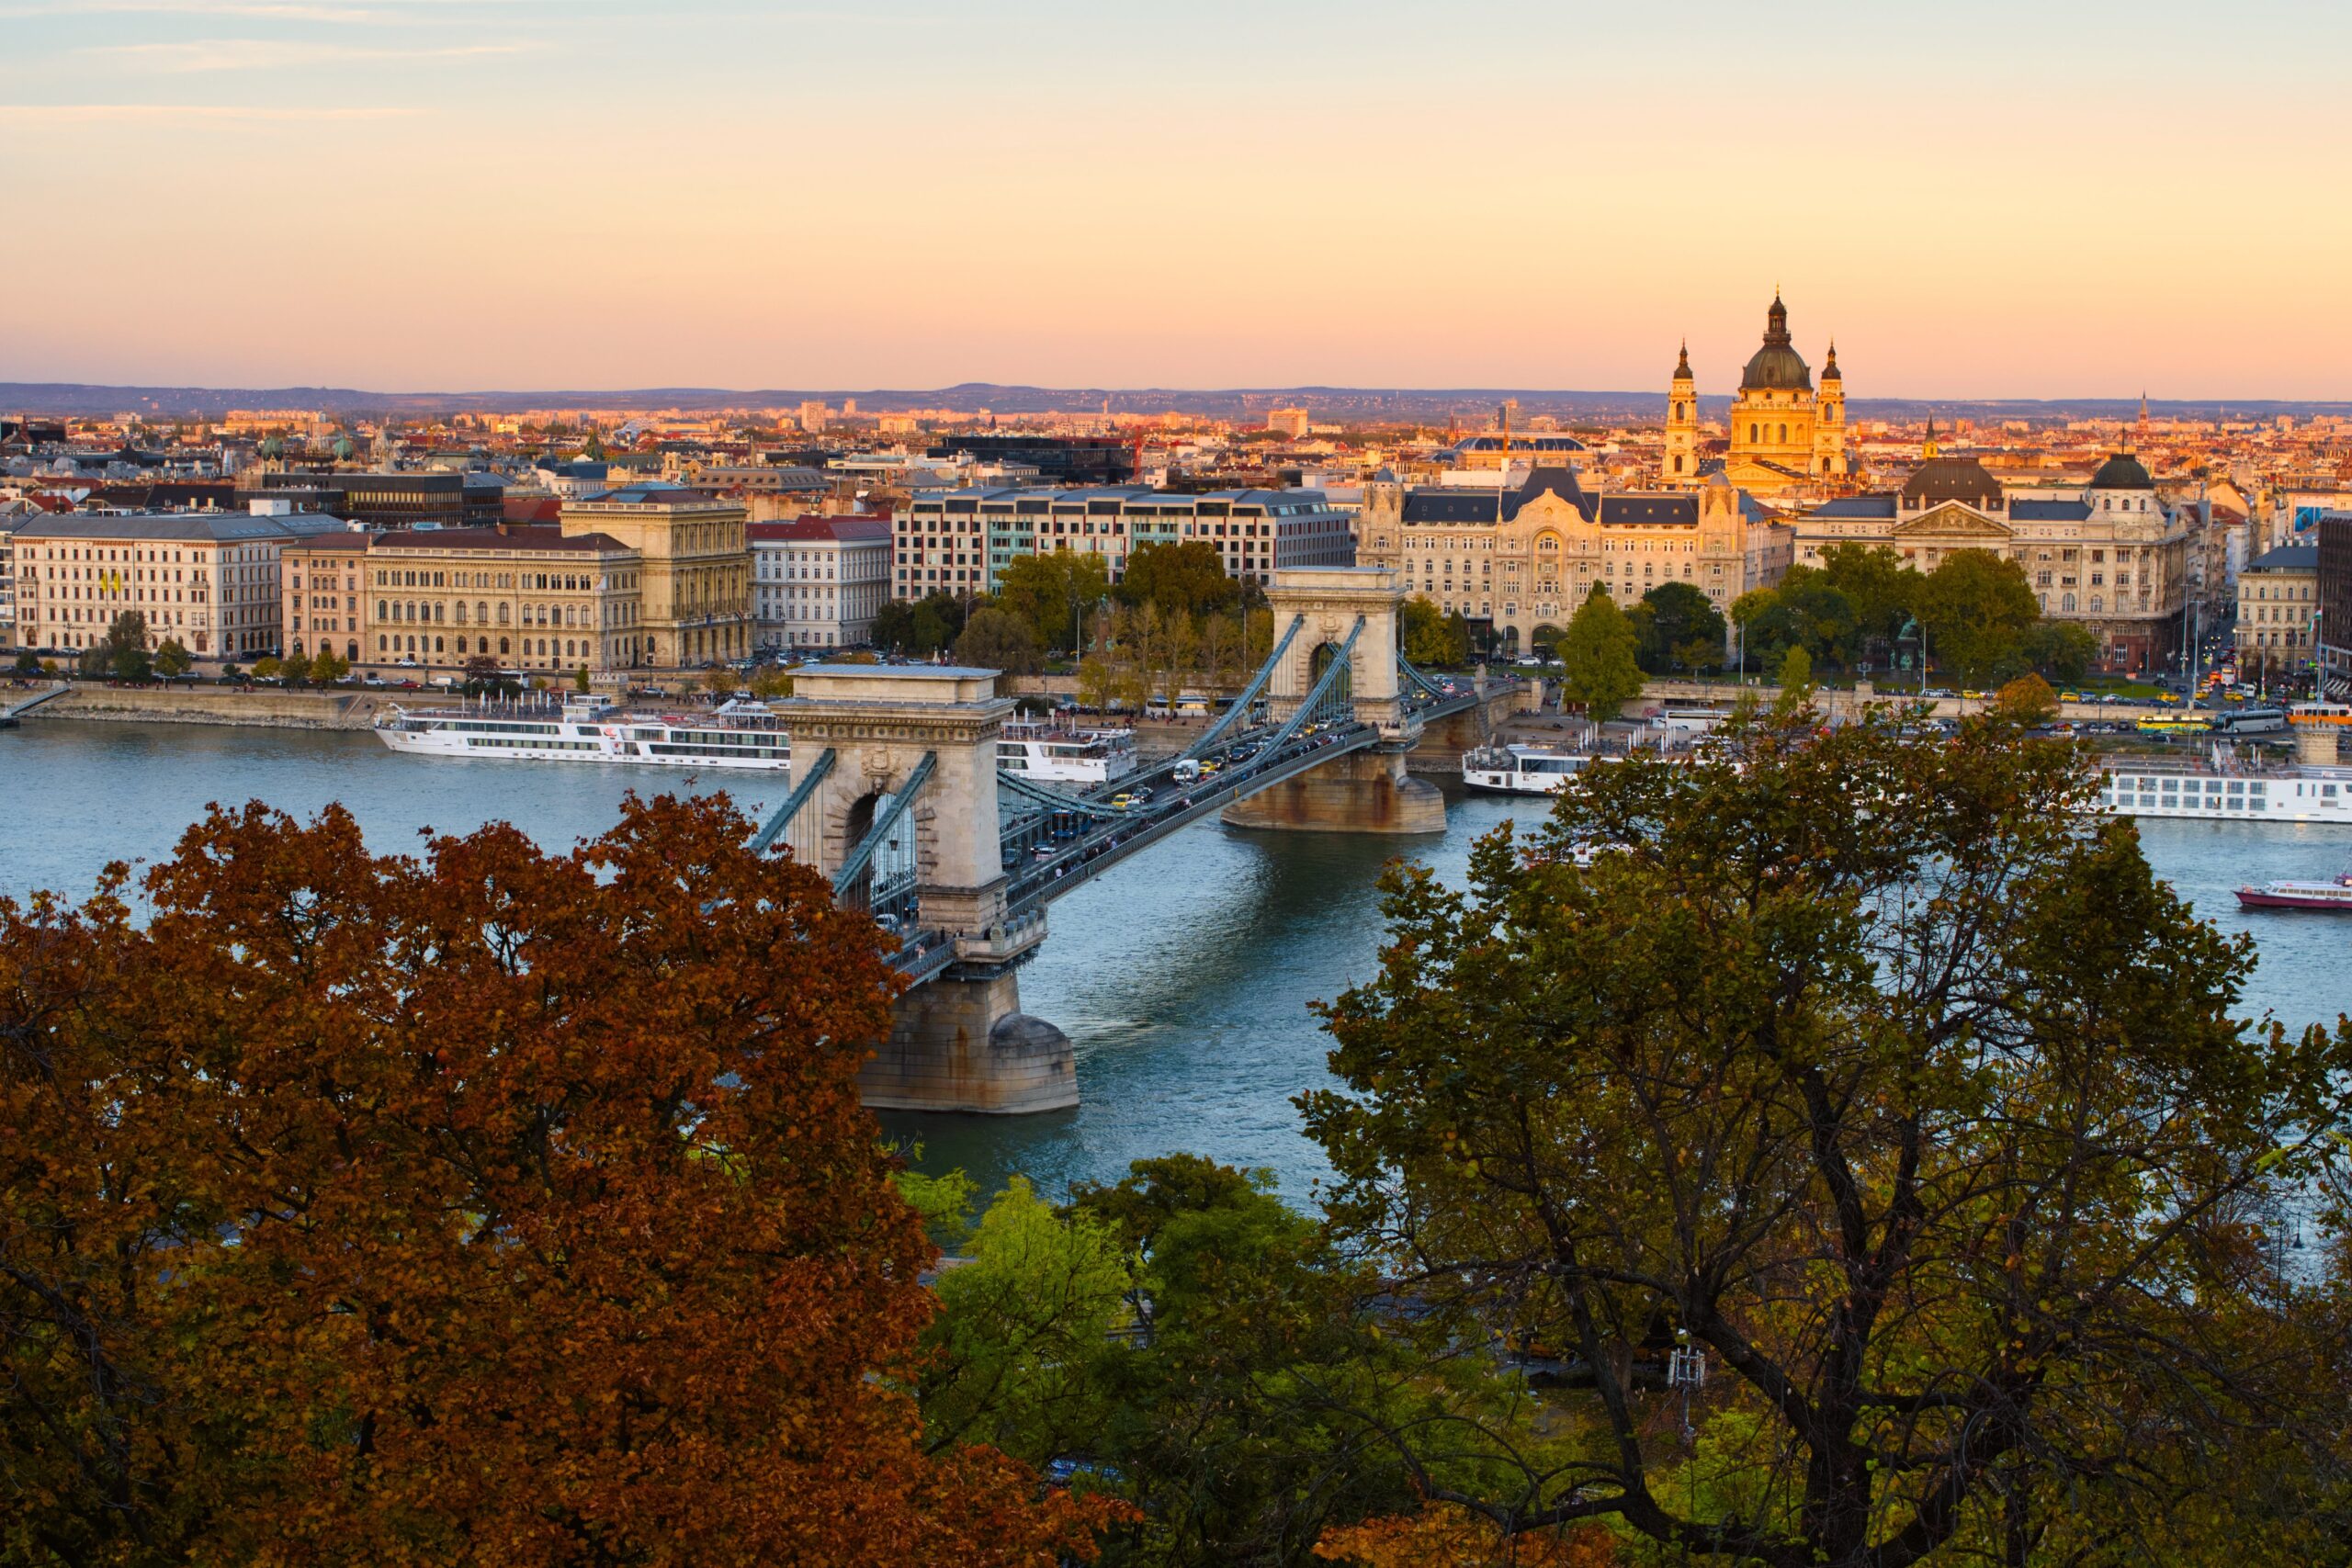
<box><xmin>772</xmin><ymin>665</ymin><xmax>1073</xmax><ymax>1115</ymax></box>
<box><xmin>1223</xmin><ymin>567</ymin><xmax>1447</xmax><ymax>834</ymax></box>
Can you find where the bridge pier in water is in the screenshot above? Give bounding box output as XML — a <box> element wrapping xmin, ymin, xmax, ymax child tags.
<box><xmin>1219</xmin><ymin>568</ymin><xmax>1446</xmax><ymax>834</ymax></box>
<box><xmin>1219</xmin><ymin>740</ymin><xmax>1444</xmax><ymax>833</ymax></box>
<box><xmin>774</xmin><ymin>666</ymin><xmax>1076</xmax><ymax>1115</ymax></box>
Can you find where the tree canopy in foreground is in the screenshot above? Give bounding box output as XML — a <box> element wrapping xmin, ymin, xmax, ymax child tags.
<box><xmin>0</xmin><ymin>794</ymin><xmax>1117</xmax><ymax>1567</ymax></box>
<box><xmin>1306</xmin><ymin>695</ymin><xmax>2352</xmax><ymax>1566</ymax></box>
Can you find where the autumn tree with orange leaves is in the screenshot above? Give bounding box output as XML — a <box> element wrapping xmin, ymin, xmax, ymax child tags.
<box><xmin>0</xmin><ymin>794</ymin><xmax>1121</xmax><ymax>1567</ymax></box>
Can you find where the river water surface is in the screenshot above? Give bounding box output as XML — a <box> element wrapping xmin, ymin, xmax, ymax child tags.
<box><xmin>5</xmin><ymin>717</ymin><xmax>2346</xmax><ymax>1200</ymax></box>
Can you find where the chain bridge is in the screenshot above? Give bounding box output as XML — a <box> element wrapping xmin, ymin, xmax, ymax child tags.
<box><xmin>747</xmin><ymin>568</ymin><xmax>1514</xmax><ymax>1114</ymax></box>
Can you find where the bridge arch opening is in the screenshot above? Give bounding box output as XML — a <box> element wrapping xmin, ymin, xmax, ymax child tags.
<box><xmin>1308</xmin><ymin>641</ymin><xmax>1352</xmax><ymax>708</ymax></box>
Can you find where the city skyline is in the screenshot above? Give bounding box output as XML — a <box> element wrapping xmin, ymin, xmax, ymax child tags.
<box><xmin>5</xmin><ymin>0</ymin><xmax>2349</xmax><ymax>398</ymax></box>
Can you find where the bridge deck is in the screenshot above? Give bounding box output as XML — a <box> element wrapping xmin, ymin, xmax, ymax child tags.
<box><xmin>883</xmin><ymin>679</ymin><xmax>1502</xmax><ymax>983</ymax></box>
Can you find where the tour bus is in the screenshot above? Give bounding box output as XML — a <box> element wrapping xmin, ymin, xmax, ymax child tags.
<box><xmin>2211</xmin><ymin>705</ymin><xmax>2289</xmax><ymax>735</ymax></box>
<box><xmin>2135</xmin><ymin>713</ymin><xmax>2211</xmax><ymax>736</ymax></box>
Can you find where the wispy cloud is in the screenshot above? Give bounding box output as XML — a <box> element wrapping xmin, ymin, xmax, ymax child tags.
<box><xmin>79</xmin><ymin>37</ymin><xmax>533</xmax><ymax>72</ymax></box>
<box><xmin>0</xmin><ymin>103</ymin><xmax>418</xmax><ymax>122</ymax></box>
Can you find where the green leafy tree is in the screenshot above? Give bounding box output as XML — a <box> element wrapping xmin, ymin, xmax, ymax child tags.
<box><xmin>2022</xmin><ymin>619</ymin><xmax>2100</xmax><ymax>683</ymax></box>
<box><xmin>891</xmin><ymin>592</ymin><xmax>968</xmax><ymax>658</ymax></box>
<box><xmin>1556</xmin><ymin>584</ymin><xmax>1645</xmax><ymax>721</ymax></box>
<box><xmin>1077</xmin><ymin>656</ymin><xmax>1117</xmax><ymax>713</ymax></box>
<box><xmin>311</xmin><ymin>647</ymin><xmax>349</xmax><ymax>684</ymax></box>
<box><xmin>1635</xmin><ymin>581</ymin><xmax>1727</xmax><ymax>674</ymax></box>
<box><xmin>918</xmin><ymin>1177</ymin><xmax>1131</xmax><ymax>1464</ymax></box>
<box><xmin>997</xmin><ymin>551</ymin><xmax>1113</xmax><ymax>654</ymax></box>
<box><xmin>1815</xmin><ymin>542</ymin><xmax>1921</xmax><ymax>653</ymax></box>
<box><xmin>573</xmin><ymin>664</ymin><xmax>591</xmax><ymax>694</ymax></box>
<box><xmin>1777</xmin><ymin>640</ymin><xmax>1813</xmax><ymax>693</ymax></box>
<box><xmin>871</xmin><ymin>598</ymin><xmax>918</xmax><ymax>652</ymax></box>
<box><xmin>1735</xmin><ymin>570</ymin><xmax>1860</xmax><ymax>671</ymax></box>
<box><xmin>82</xmin><ymin>611</ymin><xmax>152</xmax><ymax>681</ymax></box>
<box><xmin>1306</xmin><ymin>700</ymin><xmax>2352</xmax><ymax>1564</ymax></box>
<box><xmin>153</xmin><ymin>640</ymin><xmax>192</xmax><ymax>679</ymax></box>
<box><xmin>1117</xmin><ymin>541</ymin><xmax>1238</xmax><ymax>621</ymax></box>
<box><xmin>1917</xmin><ymin>547</ymin><xmax>2040</xmax><ymax>687</ymax></box>
<box><xmin>1399</xmin><ymin>594</ymin><xmax>1468</xmax><ymax>668</ymax></box>
<box><xmin>955</xmin><ymin>606</ymin><xmax>1044</xmax><ymax>675</ymax></box>
<box><xmin>279</xmin><ymin>651</ymin><xmax>312</xmax><ymax>689</ymax></box>
<box><xmin>250</xmin><ymin>655</ymin><xmax>282</xmax><ymax>682</ymax></box>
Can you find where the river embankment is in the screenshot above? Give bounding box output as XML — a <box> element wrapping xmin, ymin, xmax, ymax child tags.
<box><xmin>23</xmin><ymin>685</ymin><xmax>397</xmax><ymax>730</ymax></box>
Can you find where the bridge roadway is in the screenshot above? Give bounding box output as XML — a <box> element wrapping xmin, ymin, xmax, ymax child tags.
<box><xmin>884</xmin><ymin>680</ymin><xmax>1497</xmax><ymax>987</ymax></box>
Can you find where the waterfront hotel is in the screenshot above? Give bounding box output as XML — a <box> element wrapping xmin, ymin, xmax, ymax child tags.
<box><xmin>12</xmin><ymin>511</ymin><xmax>295</xmax><ymax>660</ymax></box>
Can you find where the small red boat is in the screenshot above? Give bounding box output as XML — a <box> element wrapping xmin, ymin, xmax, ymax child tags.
<box><xmin>2234</xmin><ymin>873</ymin><xmax>2352</xmax><ymax>912</ymax></box>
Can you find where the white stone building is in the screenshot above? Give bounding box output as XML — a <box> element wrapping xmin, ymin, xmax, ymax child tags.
<box><xmin>750</xmin><ymin>515</ymin><xmax>891</xmax><ymax>652</ymax></box>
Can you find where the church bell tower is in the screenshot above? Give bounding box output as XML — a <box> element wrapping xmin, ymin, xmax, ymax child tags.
<box><xmin>1664</xmin><ymin>341</ymin><xmax>1699</xmax><ymax>487</ymax></box>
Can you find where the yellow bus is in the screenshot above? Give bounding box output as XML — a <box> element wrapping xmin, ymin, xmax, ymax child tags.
<box><xmin>2136</xmin><ymin>714</ymin><xmax>2211</xmax><ymax>736</ymax></box>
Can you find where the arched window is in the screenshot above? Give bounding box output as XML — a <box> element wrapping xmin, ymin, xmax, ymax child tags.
<box><xmin>1778</xmin><ymin>423</ymin><xmax>1788</xmax><ymax>443</ymax></box>
<box><xmin>2089</xmin><ymin>595</ymin><xmax>2103</xmax><ymax>613</ymax></box>
<box><xmin>499</xmin><ymin>637</ymin><xmax>510</xmax><ymax>655</ymax></box>
<box><xmin>433</xmin><ymin>602</ymin><xmax>444</xmax><ymax>623</ymax></box>
<box><xmin>376</xmin><ymin>599</ymin><xmax>387</xmax><ymax>620</ymax></box>
<box><xmin>378</xmin><ymin>635</ymin><xmax>388</xmax><ymax>651</ymax></box>
<box><xmin>2062</xmin><ymin>593</ymin><xmax>2076</xmax><ymax>612</ymax></box>
<box><xmin>497</xmin><ymin>603</ymin><xmax>509</xmax><ymax>625</ymax></box>
<box><xmin>1673</xmin><ymin>456</ymin><xmax>1685</xmax><ymax>473</ymax></box>
<box><xmin>477</xmin><ymin>601</ymin><xmax>488</xmax><ymax>623</ymax></box>
<box><xmin>455</xmin><ymin>602</ymin><xmax>468</xmax><ymax>625</ymax></box>
<box><xmin>346</xmin><ymin>641</ymin><xmax>357</xmax><ymax>662</ymax></box>
<box><xmin>434</xmin><ymin>636</ymin><xmax>445</xmax><ymax>652</ymax></box>
<box><xmin>1748</xmin><ymin>423</ymin><xmax>1758</xmax><ymax>443</ymax></box>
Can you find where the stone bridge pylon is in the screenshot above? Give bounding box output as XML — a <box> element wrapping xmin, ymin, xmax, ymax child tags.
<box><xmin>1221</xmin><ymin>567</ymin><xmax>1447</xmax><ymax>834</ymax></box>
<box><xmin>772</xmin><ymin>665</ymin><xmax>1074</xmax><ymax>1115</ymax></box>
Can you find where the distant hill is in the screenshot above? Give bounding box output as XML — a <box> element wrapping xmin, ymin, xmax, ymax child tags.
<box><xmin>5</xmin><ymin>380</ymin><xmax>2348</xmax><ymax>425</ymax></box>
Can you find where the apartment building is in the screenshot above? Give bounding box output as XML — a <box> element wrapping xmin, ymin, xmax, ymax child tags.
<box><xmin>2234</xmin><ymin>543</ymin><xmax>2318</xmax><ymax>674</ymax></box>
<box><xmin>750</xmin><ymin>515</ymin><xmax>890</xmax><ymax>652</ymax></box>
<box><xmin>11</xmin><ymin>511</ymin><xmax>292</xmax><ymax>660</ymax></box>
<box><xmin>894</xmin><ymin>485</ymin><xmax>1354</xmax><ymax>600</ymax></box>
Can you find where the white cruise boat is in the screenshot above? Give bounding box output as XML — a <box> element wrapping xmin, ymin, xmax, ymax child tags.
<box><xmin>1462</xmin><ymin>744</ymin><xmax>1621</xmax><ymax>796</ymax></box>
<box><xmin>376</xmin><ymin>693</ymin><xmax>792</xmax><ymax>770</ymax></box>
<box><xmin>997</xmin><ymin>721</ymin><xmax>1137</xmax><ymax>786</ymax></box>
<box><xmin>2095</xmin><ymin>759</ymin><xmax>2352</xmax><ymax>826</ymax></box>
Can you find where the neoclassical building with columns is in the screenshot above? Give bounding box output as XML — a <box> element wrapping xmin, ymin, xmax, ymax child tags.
<box><xmin>1355</xmin><ymin>467</ymin><xmax>1792</xmax><ymax>653</ymax></box>
<box><xmin>1792</xmin><ymin>438</ymin><xmax>2188</xmax><ymax>672</ymax></box>
<box><xmin>1663</xmin><ymin>293</ymin><xmax>1854</xmax><ymax>495</ymax></box>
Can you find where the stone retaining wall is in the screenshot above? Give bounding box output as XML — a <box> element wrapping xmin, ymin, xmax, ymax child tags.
<box><xmin>28</xmin><ymin>685</ymin><xmax>397</xmax><ymax>730</ymax></box>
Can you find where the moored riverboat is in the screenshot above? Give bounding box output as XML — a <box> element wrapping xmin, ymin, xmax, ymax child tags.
<box><xmin>1462</xmin><ymin>744</ymin><xmax>1622</xmax><ymax>796</ymax></box>
<box><xmin>2094</xmin><ymin>755</ymin><xmax>2352</xmax><ymax>826</ymax></box>
<box><xmin>996</xmin><ymin>720</ymin><xmax>1138</xmax><ymax>786</ymax></box>
<box><xmin>375</xmin><ymin>693</ymin><xmax>792</xmax><ymax>769</ymax></box>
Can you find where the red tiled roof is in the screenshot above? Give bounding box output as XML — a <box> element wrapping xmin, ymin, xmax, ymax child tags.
<box><xmin>503</xmin><ymin>496</ymin><xmax>562</xmax><ymax>525</ymax></box>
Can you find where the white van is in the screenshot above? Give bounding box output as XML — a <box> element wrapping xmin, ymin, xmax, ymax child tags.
<box><xmin>1172</xmin><ymin>759</ymin><xmax>1202</xmax><ymax>784</ymax></box>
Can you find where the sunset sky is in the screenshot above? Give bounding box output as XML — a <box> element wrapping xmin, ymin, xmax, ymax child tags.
<box><xmin>5</xmin><ymin>0</ymin><xmax>2348</xmax><ymax>400</ymax></box>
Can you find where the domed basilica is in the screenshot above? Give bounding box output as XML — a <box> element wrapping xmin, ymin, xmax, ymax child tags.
<box><xmin>1662</xmin><ymin>293</ymin><xmax>1853</xmax><ymax>496</ymax></box>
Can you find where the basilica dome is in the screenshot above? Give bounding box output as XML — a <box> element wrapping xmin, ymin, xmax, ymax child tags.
<box><xmin>1739</xmin><ymin>294</ymin><xmax>1813</xmax><ymax>392</ymax></box>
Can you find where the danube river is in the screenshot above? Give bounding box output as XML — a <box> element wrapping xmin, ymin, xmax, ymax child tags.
<box><xmin>6</xmin><ymin>717</ymin><xmax>2347</xmax><ymax>1200</ymax></box>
